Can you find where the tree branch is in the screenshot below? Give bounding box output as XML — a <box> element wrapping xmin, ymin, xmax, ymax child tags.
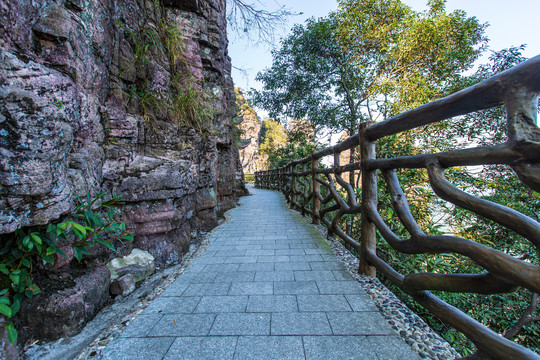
<box><xmin>227</xmin><ymin>0</ymin><xmax>299</xmax><ymax>44</ymax></box>
<box><xmin>503</xmin><ymin>292</ymin><xmax>539</xmax><ymax>340</ymax></box>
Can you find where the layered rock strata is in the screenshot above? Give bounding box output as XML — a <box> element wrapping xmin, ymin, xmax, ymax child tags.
<box><xmin>0</xmin><ymin>0</ymin><xmax>245</xmax><ymax>344</ymax></box>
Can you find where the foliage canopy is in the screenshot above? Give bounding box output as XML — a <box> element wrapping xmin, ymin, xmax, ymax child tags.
<box><xmin>250</xmin><ymin>0</ymin><xmax>487</xmax><ymax>135</ymax></box>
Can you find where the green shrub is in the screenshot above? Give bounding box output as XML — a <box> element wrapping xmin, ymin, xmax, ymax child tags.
<box><xmin>0</xmin><ymin>191</ymin><xmax>133</xmax><ymax>344</ymax></box>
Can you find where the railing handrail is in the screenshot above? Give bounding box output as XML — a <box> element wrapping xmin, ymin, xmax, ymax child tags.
<box><xmin>258</xmin><ymin>54</ymin><xmax>540</xmax><ymax>170</ymax></box>
<box><xmin>255</xmin><ymin>54</ymin><xmax>540</xmax><ymax>359</ymax></box>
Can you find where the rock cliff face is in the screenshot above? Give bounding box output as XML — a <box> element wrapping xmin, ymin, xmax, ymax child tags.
<box><xmin>235</xmin><ymin>89</ymin><xmax>262</xmax><ymax>173</ymax></box>
<box><xmin>0</xmin><ymin>0</ymin><xmax>246</xmax><ymax>346</ymax></box>
<box><xmin>0</xmin><ymin>0</ymin><xmax>245</xmax><ymax>266</ymax></box>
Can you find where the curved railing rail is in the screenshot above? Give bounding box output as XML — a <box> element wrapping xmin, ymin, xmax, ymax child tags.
<box><xmin>255</xmin><ymin>55</ymin><xmax>540</xmax><ymax>359</ymax></box>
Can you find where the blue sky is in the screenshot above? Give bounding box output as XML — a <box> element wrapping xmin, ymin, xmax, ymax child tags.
<box><xmin>228</xmin><ymin>0</ymin><xmax>540</xmax><ymax>91</ymax></box>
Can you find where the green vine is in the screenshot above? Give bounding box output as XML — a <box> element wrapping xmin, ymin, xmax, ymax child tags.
<box><xmin>0</xmin><ymin>192</ymin><xmax>133</xmax><ymax>344</ymax></box>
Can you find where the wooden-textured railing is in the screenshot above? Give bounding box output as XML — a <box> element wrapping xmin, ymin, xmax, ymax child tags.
<box><xmin>255</xmin><ymin>55</ymin><xmax>540</xmax><ymax>359</ymax></box>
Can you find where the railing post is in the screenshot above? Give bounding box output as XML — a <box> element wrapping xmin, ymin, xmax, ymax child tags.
<box><xmin>301</xmin><ymin>162</ymin><xmax>307</xmax><ymax>216</ymax></box>
<box><xmin>292</xmin><ymin>164</ymin><xmax>296</xmax><ymax>208</ymax></box>
<box><xmin>311</xmin><ymin>152</ymin><xmax>320</xmax><ymax>225</ymax></box>
<box><xmin>359</xmin><ymin>122</ymin><xmax>376</xmax><ymax>276</ymax></box>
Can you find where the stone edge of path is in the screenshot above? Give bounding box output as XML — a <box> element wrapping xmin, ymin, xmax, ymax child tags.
<box><xmin>23</xmin><ymin>205</ymin><xmax>239</xmax><ymax>360</ymax></box>
<box><xmin>291</xmin><ymin>209</ymin><xmax>461</xmax><ymax>360</ymax></box>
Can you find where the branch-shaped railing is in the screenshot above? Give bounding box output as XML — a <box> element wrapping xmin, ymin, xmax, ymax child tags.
<box><xmin>255</xmin><ymin>55</ymin><xmax>540</xmax><ymax>360</ymax></box>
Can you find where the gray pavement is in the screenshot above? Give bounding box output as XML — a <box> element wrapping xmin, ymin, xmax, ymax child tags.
<box><xmin>100</xmin><ymin>186</ymin><xmax>421</xmax><ymax>360</ymax></box>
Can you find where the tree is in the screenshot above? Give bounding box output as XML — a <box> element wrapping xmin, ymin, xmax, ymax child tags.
<box><xmin>337</xmin><ymin>0</ymin><xmax>487</xmax><ymax>115</ymax></box>
<box><xmin>251</xmin><ymin>0</ymin><xmax>486</xmax><ymax>132</ymax></box>
<box><xmin>257</xmin><ymin>119</ymin><xmax>287</xmax><ymax>168</ymax></box>
<box><xmin>227</xmin><ymin>0</ymin><xmax>298</xmax><ymax>44</ymax></box>
<box><xmin>251</xmin><ymin>16</ymin><xmax>365</xmax><ymax>137</ymax></box>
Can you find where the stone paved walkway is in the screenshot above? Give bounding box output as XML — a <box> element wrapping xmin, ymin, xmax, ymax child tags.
<box><xmin>100</xmin><ymin>186</ymin><xmax>421</xmax><ymax>360</ymax></box>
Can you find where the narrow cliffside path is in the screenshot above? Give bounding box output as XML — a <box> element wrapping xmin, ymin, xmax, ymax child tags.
<box><xmin>100</xmin><ymin>186</ymin><xmax>421</xmax><ymax>359</ymax></box>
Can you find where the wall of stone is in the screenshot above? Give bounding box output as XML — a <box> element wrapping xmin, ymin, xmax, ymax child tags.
<box><xmin>0</xmin><ymin>0</ymin><xmax>245</xmax><ymax>266</ymax></box>
<box><xmin>0</xmin><ymin>0</ymin><xmax>246</xmax><ymax>347</ymax></box>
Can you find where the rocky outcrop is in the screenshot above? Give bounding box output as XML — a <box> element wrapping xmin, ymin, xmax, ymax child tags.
<box><xmin>236</xmin><ymin>88</ymin><xmax>262</xmax><ymax>173</ymax></box>
<box><xmin>0</xmin><ymin>0</ymin><xmax>245</xmax><ymax>345</ymax></box>
<box><xmin>0</xmin><ymin>0</ymin><xmax>244</xmax><ymax>262</ymax></box>
<box><xmin>18</xmin><ymin>266</ymin><xmax>111</xmax><ymax>341</ymax></box>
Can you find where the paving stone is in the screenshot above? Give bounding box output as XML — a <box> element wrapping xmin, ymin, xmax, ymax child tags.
<box><xmin>320</xmin><ymin>254</ymin><xmax>338</xmax><ymax>261</ymax></box>
<box><xmin>163</xmin><ymin>336</ymin><xmax>238</xmax><ymax>360</ymax></box>
<box><xmin>274</xmin><ymin>281</ymin><xmax>319</xmax><ymax>295</ymax></box>
<box><xmin>120</xmin><ymin>314</ymin><xmax>162</xmax><ymax>337</ymax></box>
<box><xmin>173</xmin><ymin>272</ymin><xmax>218</xmax><ymax>283</ymax></box>
<box><xmin>332</xmin><ymin>269</ymin><xmax>355</xmax><ymax>280</ymax></box>
<box><xmin>214</xmin><ymin>250</ymin><xmax>247</xmax><ymax>257</ymax></box>
<box><xmin>345</xmin><ymin>294</ymin><xmax>379</xmax><ymax>312</ymax></box>
<box><xmin>257</xmin><ymin>255</ymin><xmax>290</xmax><ymax>263</ymax></box>
<box><xmin>271</xmin><ymin>312</ymin><xmax>332</xmax><ymax>335</ymax></box>
<box><xmin>159</xmin><ymin>281</ymin><xmax>190</xmax><ymax>296</ymax></box>
<box><xmin>304</xmin><ymin>248</ymin><xmax>331</xmax><ymax>255</ymax></box>
<box><xmin>237</xmin><ymin>263</ymin><xmax>275</xmax><ymax>272</ymax></box>
<box><xmin>204</xmin><ymin>264</ymin><xmax>240</xmax><ymax>272</ymax></box>
<box><xmin>309</xmin><ymin>261</ymin><xmax>346</xmax><ymax>271</ymax></box>
<box><xmin>294</xmin><ymin>270</ymin><xmax>336</xmax><ymax>281</ymax></box>
<box><xmin>194</xmin><ymin>295</ymin><xmax>248</xmax><ymax>313</ymax></box>
<box><xmin>143</xmin><ymin>296</ymin><xmax>201</xmax><ymax>314</ymax></box>
<box><xmin>234</xmin><ymin>336</ymin><xmax>304</xmax><ymax>360</ymax></box>
<box><xmin>214</xmin><ymin>271</ymin><xmax>256</xmax><ymax>282</ymax></box>
<box><xmin>289</xmin><ymin>255</ymin><xmax>324</xmax><ymax>262</ymax></box>
<box><xmin>275</xmin><ymin>249</ymin><xmax>305</xmax><ymax>255</ymax></box>
<box><xmin>228</xmin><ymin>282</ymin><xmax>273</xmax><ymax>295</ymax></box>
<box><xmin>316</xmin><ymin>280</ymin><xmax>367</xmax><ymax>294</ymax></box>
<box><xmin>101</xmin><ymin>337</ymin><xmax>174</xmax><ymax>360</ymax></box>
<box><xmin>209</xmin><ymin>313</ymin><xmax>270</xmax><ymax>335</ymax></box>
<box><xmin>183</xmin><ymin>282</ymin><xmax>232</xmax><ymax>296</ymax></box>
<box><xmin>223</xmin><ymin>256</ymin><xmax>258</xmax><ymax>264</ymax></box>
<box><xmin>245</xmin><ymin>249</ymin><xmax>275</xmax><ymax>256</ymax></box>
<box><xmin>148</xmin><ymin>314</ymin><xmax>215</xmax><ymax>336</ymax></box>
<box><xmin>289</xmin><ymin>243</ymin><xmax>316</xmax><ymax>249</ymax></box>
<box><xmin>327</xmin><ymin>311</ymin><xmax>394</xmax><ymax>335</ymax></box>
<box><xmin>254</xmin><ymin>271</ymin><xmax>294</xmax><ymax>282</ymax></box>
<box><xmin>246</xmin><ymin>295</ymin><xmax>298</xmax><ymax>312</ymax></box>
<box><xmin>297</xmin><ymin>295</ymin><xmax>352</xmax><ymax>312</ymax></box>
<box><xmin>303</xmin><ymin>336</ymin><xmax>378</xmax><ymax>360</ymax></box>
<box><xmin>196</xmin><ymin>256</ymin><xmax>226</xmax><ymax>264</ymax></box>
<box><xmin>235</xmin><ymin>244</ymin><xmax>262</xmax><ymax>250</ymax></box>
<box><xmin>274</xmin><ymin>262</ymin><xmax>311</xmax><ymax>271</ymax></box>
<box><xmin>261</xmin><ymin>244</ymin><xmax>290</xmax><ymax>250</ymax></box>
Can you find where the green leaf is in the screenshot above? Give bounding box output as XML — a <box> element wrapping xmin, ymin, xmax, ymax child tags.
<box><xmin>30</xmin><ymin>233</ymin><xmax>42</xmax><ymax>245</ymax></box>
<box><xmin>71</xmin><ymin>222</ymin><xmax>88</xmax><ymax>237</ymax></box>
<box><xmin>56</xmin><ymin>247</ymin><xmax>67</xmax><ymax>258</ymax></box>
<box><xmin>21</xmin><ymin>258</ymin><xmax>32</xmax><ymax>269</ymax></box>
<box><xmin>0</xmin><ymin>297</ymin><xmax>9</xmax><ymax>305</ymax></box>
<box><xmin>72</xmin><ymin>228</ymin><xmax>84</xmax><ymax>240</ymax></box>
<box><xmin>0</xmin><ymin>289</ymin><xmax>8</xmax><ymax>296</ymax></box>
<box><xmin>72</xmin><ymin>246</ymin><xmax>90</xmax><ymax>262</ymax></box>
<box><xmin>42</xmin><ymin>254</ymin><xmax>55</xmax><ymax>265</ymax></box>
<box><xmin>9</xmin><ymin>273</ymin><xmax>20</xmax><ymax>285</ymax></box>
<box><xmin>11</xmin><ymin>295</ymin><xmax>21</xmax><ymax>315</ymax></box>
<box><xmin>120</xmin><ymin>235</ymin><xmax>134</xmax><ymax>242</ymax></box>
<box><xmin>0</xmin><ymin>304</ymin><xmax>12</xmax><ymax>317</ymax></box>
<box><xmin>46</xmin><ymin>246</ymin><xmax>57</xmax><ymax>256</ymax></box>
<box><xmin>6</xmin><ymin>322</ymin><xmax>18</xmax><ymax>344</ymax></box>
<box><xmin>0</xmin><ymin>265</ymin><xmax>9</xmax><ymax>275</ymax></box>
<box><xmin>100</xmin><ymin>241</ymin><xmax>116</xmax><ymax>252</ymax></box>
